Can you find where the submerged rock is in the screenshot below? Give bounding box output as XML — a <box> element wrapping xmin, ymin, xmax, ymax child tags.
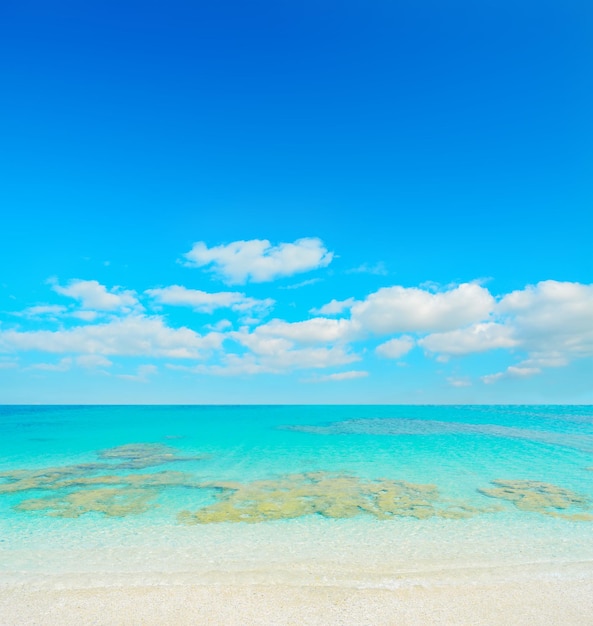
<box><xmin>0</xmin><ymin>442</ymin><xmax>207</xmax><ymax>518</ymax></box>
<box><xmin>178</xmin><ymin>472</ymin><xmax>486</xmax><ymax>524</ymax></box>
<box><xmin>478</xmin><ymin>479</ymin><xmax>593</xmax><ymax>521</ymax></box>
<box><xmin>16</xmin><ymin>487</ymin><xmax>158</xmax><ymax>518</ymax></box>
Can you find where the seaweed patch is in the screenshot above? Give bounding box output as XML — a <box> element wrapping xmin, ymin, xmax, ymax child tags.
<box><xmin>16</xmin><ymin>487</ymin><xmax>158</xmax><ymax>518</ymax></box>
<box><xmin>178</xmin><ymin>472</ymin><xmax>490</xmax><ymax>524</ymax></box>
<box><xmin>478</xmin><ymin>480</ymin><xmax>593</xmax><ymax>521</ymax></box>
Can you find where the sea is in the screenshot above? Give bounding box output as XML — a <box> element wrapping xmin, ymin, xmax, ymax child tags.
<box><xmin>1</xmin><ymin>405</ymin><xmax>592</xmax><ymax>589</ymax></box>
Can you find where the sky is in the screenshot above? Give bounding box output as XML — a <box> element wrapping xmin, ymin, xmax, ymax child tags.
<box><xmin>0</xmin><ymin>0</ymin><xmax>592</xmax><ymax>404</ymax></box>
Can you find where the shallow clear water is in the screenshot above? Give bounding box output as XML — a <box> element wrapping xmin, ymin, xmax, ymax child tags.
<box><xmin>1</xmin><ymin>405</ymin><xmax>592</xmax><ymax>586</ymax></box>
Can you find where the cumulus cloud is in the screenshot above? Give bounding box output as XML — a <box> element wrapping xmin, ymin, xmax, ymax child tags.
<box><xmin>51</xmin><ymin>279</ymin><xmax>139</xmax><ymax>311</ymax></box>
<box><xmin>350</xmin><ymin>283</ymin><xmax>494</xmax><ymax>334</ymax></box>
<box><xmin>311</xmin><ymin>298</ymin><xmax>355</xmax><ymax>316</ymax></box>
<box><xmin>182</xmin><ymin>238</ymin><xmax>333</xmax><ymax>284</ymax></box>
<box><xmin>243</xmin><ymin>317</ymin><xmax>356</xmax><ymax>346</ymax></box>
<box><xmin>376</xmin><ymin>336</ymin><xmax>415</xmax><ymax>359</ymax></box>
<box><xmin>146</xmin><ymin>285</ymin><xmax>274</xmax><ymax>314</ymax></box>
<box><xmin>0</xmin><ymin>315</ymin><xmax>223</xmax><ymax>359</ymax></box>
<box><xmin>416</xmin><ymin>281</ymin><xmax>592</xmax><ymax>374</ymax></box>
<box><xmin>497</xmin><ymin>280</ymin><xmax>593</xmax><ymax>360</ymax></box>
<box><xmin>419</xmin><ymin>323</ymin><xmax>518</xmax><ymax>356</ymax></box>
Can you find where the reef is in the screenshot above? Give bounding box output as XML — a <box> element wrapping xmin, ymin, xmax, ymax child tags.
<box><xmin>0</xmin><ymin>442</ymin><xmax>206</xmax><ymax>518</ymax></box>
<box><xmin>16</xmin><ymin>487</ymin><xmax>158</xmax><ymax>518</ymax></box>
<box><xmin>0</xmin><ymin>443</ymin><xmax>206</xmax><ymax>495</ymax></box>
<box><xmin>178</xmin><ymin>472</ymin><xmax>488</xmax><ymax>524</ymax></box>
<box><xmin>478</xmin><ymin>480</ymin><xmax>593</xmax><ymax>521</ymax></box>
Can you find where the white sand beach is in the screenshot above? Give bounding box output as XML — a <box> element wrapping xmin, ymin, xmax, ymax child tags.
<box><xmin>2</xmin><ymin>517</ymin><xmax>593</xmax><ymax>625</ymax></box>
<box><xmin>2</xmin><ymin>575</ymin><xmax>593</xmax><ymax>625</ymax></box>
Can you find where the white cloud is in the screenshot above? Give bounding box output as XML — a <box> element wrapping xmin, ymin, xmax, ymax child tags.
<box><xmin>311</xmin><ymin>298</ymin><xmax>355</xmax><ymax>316</ymax></box>
<box><xmin>70</xmin><ymin>310</ymin><xmax>101</xmax><ymax>322</ymax></box>
<box><xmin>232</xmin><ymin>332</ymin><xmax>293</xmax><ymax>356</ymax></box>
<box><xmin>311</xmin><ymin>370</ymin><xmax>369</xmax><ymax>382</ymax></box>
<box><xmin>419</xmin><ymin>281</ymin><xmax>593</xmax><ymax>376</ymax></box>
<box><xmin>197</xmin><ymin>315</ymin><xmax>362</xmax><ymax>375</ymax></box>
<box><xmin>237</xmin><ymin>317</ymin><xmax>356</xmax><ymax>348</ymax></box>
<box><xmin>182</xmin><ymin>238</ymin><xmax>333</xmax><ymax>284</ymax></box>
<box><xmin>206</xmin><ymin>319</ymin><xmax>233</xmax><ymax>332</ymax></box>
<box><xmin>0</xmin><ymin>360</ymin><xmax>18</xmax><ymax>369</ymax></box>
<box><xmin>447</xmin><ymin>377</ymin><xmax>471</xmax><ymax>387</ymax></box>
<box><xmin>29</xmin><ymin>357</ymin><xmax>72</xmax><ymax>372</ymax></box>
<box><xmin>419</xmin><ymin>322</ymin><xmax>518</xmax><ymax>356</ymax></box>
<box><xmin>198</xmin><ymin>345</ymin><xmax>359</xmax><ymax>376</ymax></box>
<box><xmin>0</xmin><ymin>315</ymin><xmax>223</xmax><ymax>359</ymax></box>
<box><xmin>16</xmin><ymin>305</ymin><xmax>68</xmax><ymax>318</ymax></box>
<box><xmin>13</xmin><ymin>304</ymin><xmax>100</xmax><ymax>322</ymax></box>
<box><xmin>280</xmin><ymin>278</ymin><xmax>322</xmax><ymax>290</ymax></box>
<box><xmin>350</xmin><ymin>283</ymin><xmax>494</xmax><ymax>334</ymax></box>
<box><xmin>146</xmin><ymin>285</ymin><xmax>274</xmax><ymax>314</ymax></box>
<box><xmin>482</xmin><ymin>365</ymin><xmax>541</xmax><ymax>385</ymax></box>
<box><xmin>51</xmin><ymin>279</ymin><xmax>139</xmax><ymax>311</ymax></box>
<box><xmin>376</xmin><ymin>336</ymin><xmax>415</xmax><ymax>359</ymax></box>
<box><xmin>345</xmin><ymin>262</ymin><xmax>388</xmax><ymax>276</ymax></box>
<box><xmin>118</xmin><ymin>364</ymin><xmax>158</xmax><ymax>382</ymax></box>
<box><xmin>76</xmin><ymin>354</ymin><xmax>112</xmax><ymax>369</ymax></box>
<box><xmin>497</xmin><ymin>280</ymin><xmax>593</xmax><ymax>360</ymax></box>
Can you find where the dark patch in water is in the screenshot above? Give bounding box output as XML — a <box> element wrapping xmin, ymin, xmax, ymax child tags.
<box><xmin>281</xmin><ymin>418</ymin><xmax>593</xmax><ymax>452</ymax></box>
<box><xmin>178</xmin><ymin>472</ymin><xmax>496</xmax><ymax>524</ymax></box>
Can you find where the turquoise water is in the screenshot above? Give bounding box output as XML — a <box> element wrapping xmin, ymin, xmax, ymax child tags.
<box><xmin>1</xmin><ymin>405</ymin><xmax>592</xmax><ymax>585</ymax></box>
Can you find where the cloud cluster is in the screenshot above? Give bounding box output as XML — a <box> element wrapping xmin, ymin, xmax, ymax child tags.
<box><xmin>1</xmin><ymin>315</ymin><xmax>222</xmax><ymax>359</ymax></box>
<box><xmin>211</xmin><ymin>322</ymin><xmax>359</xmax><ymax>375</ymax></box>
<box><xmin>183</xmin><ymin>238</ymin><xmax>333</xmax><ymax>284</ymax></box>
<box><xmin>477</xmin><ymin>280</ymin><xmax>593</xmax><ymax>383</ymax></box>
<box><xmin>2</xmin><ymin>235</ymin><xmax>591</xmax><ymax>391</ymax></box>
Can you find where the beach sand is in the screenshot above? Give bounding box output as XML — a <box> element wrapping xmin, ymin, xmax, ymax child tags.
<box><xmin>2</xmin><ymin>570</ymin><xmax>592</xmax><ymax>625</ymax></box>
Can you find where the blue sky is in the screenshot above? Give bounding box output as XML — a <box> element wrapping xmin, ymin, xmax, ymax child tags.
<box><xmin>0</xmin><ymin>0</ymin><xmax>591</xmax><ymax>403</ymax></box>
